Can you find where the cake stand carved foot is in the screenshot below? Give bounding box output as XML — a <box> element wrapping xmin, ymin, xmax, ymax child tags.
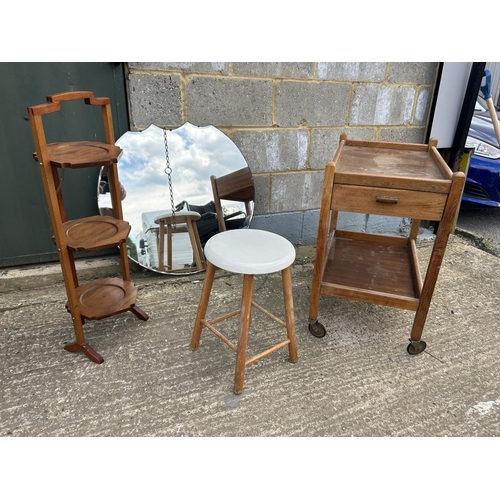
<box><xmin>130</xmin><ymin>305</ymin><xmax>149</xmax><ymax>321</ymax></box>
<box><xmin>64</xmin><ymin>341</ymin><xmax>105</xmax><ymax>364</ymax></box>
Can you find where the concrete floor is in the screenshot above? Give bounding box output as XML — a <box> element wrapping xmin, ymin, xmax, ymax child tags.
<box><xmin>2</xmin><ymin>232</ymin><xmax>499</xmax><ymax>497</ymax></box>
<box><xmin>1</xmin><ymin>234</ymin><xmax>499</xmax><ymax>438</ymax></box>
<box><xmin>457</xmin><ymin>206</ymin><xmax>500</xmax><ymax>257</ymax></box>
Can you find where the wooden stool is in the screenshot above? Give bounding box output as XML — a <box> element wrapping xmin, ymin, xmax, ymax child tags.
<box><xmin>191</xmin><ymin>229</ymin><xmax>298</xmax><ymax>394</ymax></box>
<box><xmin>154</xmin><ymin>210</ymin><xmax>205</xmax><ymax>273</ymax></box>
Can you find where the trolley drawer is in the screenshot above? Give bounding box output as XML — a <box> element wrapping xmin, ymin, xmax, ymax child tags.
<box><xmin>331</xmin><ymin>184</ymin><xmax>447</xmax><ymax>220</ymax></box>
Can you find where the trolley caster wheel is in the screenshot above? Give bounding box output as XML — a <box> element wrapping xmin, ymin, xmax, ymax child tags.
<box><xmin>308</xmin><ymin>320</ymin><xmax>326</xmax><ymax>338</ymax></box>
<box><xmin>406</xmin><ymin>340</ymin><xmax>427</xmax><ymax>355</ymax></box>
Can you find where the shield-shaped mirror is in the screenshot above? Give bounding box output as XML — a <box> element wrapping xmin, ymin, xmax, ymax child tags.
<box><xmin>98</xmin><ymin>122</ymin><xmax>249</xmax><ymax>275</ymax></box>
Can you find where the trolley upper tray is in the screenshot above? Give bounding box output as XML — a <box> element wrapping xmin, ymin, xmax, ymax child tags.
<box><xmin>333</xmin><ymin>140</ymin><xmax>453</xmax><ymax>193</ymax></box>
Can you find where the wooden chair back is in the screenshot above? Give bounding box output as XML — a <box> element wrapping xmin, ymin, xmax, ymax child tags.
<box><xmin>210</xmin><ymin>166</ymin><xmax>254</xmax><ymax>231</ymax></box>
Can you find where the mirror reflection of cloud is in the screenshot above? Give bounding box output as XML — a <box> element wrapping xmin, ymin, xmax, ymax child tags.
<box><xmin>106</xmin><ymin>122</ymin><xmax>248</xmax><ymax>246</ymax></box>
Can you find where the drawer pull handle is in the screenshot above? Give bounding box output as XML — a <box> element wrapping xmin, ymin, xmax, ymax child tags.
<box><xmin>376</xmin><ymin>195</ymin><xmax>398</xmax><ymax>204</ymax></box>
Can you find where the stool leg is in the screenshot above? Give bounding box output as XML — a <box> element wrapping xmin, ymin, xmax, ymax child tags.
<box><xmin>167</xmin><ymin>224</ymin><xmax>173</xmax><ymax>271</ymax></box>
<box><xmin>158</xmin><ymin>222</ymin><xmax>165</xmax><ymax>272</ymax></box>
<box><xmin>191</xmin><ymin>262</ymin><xmax>216</xmax><ymax>350</ymax></box>
<box><xmin>234</xmin><ymin>273</ymin><xmax>254</xmax><ymax>395</ymax></box>
<box><xmin>186</xmin><ymin>218</ymin><xmax>205</xmax><ymax>271</ymax></box>
<box><xmin>282</xmin><ymin>266</ymin><xmax>298</xmax><ymax>363</ymax></box>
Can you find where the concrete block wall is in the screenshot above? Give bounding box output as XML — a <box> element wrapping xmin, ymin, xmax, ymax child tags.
<box><xmin>126</xmin><ymin>62</ymin><xmax>439</xmax><ymax>244</ymax></box>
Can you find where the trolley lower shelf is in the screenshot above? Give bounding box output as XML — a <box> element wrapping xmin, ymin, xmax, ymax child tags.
<box><xmin>320</xmin><ymin>230</ymin><xmax>422</xmax><ymax>311</ymax></box>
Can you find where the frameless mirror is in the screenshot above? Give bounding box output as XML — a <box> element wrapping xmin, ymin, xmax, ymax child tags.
<box><xmin>98</xmin><ymin>122</ymin><xmax>248</xmax><ymax>275</ymax></box>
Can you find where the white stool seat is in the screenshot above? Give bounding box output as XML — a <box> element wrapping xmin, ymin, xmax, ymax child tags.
<box><xmin>154</xmin><ymin>210</ymin><xmax>201</xmax><ymax>225</ymax></box>
<box><xmin>153</xmin><ymin>210</ymin><xmax>205</xmax><ymax>273</ymax></box>
<box><xmin>204</xmin><ymin>229</ymin><xmax>295</xmax><ymax>275</ymax></box>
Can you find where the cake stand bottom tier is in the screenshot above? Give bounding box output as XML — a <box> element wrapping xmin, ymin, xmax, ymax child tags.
<box><xmin>66</xmin><ymin>277</ymin><xmax>139</xmax><ymax>320</ymax></box>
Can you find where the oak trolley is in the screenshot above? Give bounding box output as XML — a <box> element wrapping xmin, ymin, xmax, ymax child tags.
<box><xmin>308</xmin><ymin>134</ymin><xmax>465</xmax><ymax>354</ymax></box>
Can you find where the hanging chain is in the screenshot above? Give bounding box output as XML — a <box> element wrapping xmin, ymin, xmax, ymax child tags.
<box><xmin>163</xmin><ymin>127</ymin><xmax>176</xmax><ymax>227</ymax></box>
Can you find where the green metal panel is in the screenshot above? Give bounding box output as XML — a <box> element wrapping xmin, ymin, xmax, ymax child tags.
<box><xmin>0</xmin><ymin>62</ymin><xmax>129</xmax><ymax>267</ymax></box>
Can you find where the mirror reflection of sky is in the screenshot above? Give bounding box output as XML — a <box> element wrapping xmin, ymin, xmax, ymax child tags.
<box><xmin>99</xmin><ymin>122</ymin><xmax>248</xmax><ymax>240</ymax></box>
